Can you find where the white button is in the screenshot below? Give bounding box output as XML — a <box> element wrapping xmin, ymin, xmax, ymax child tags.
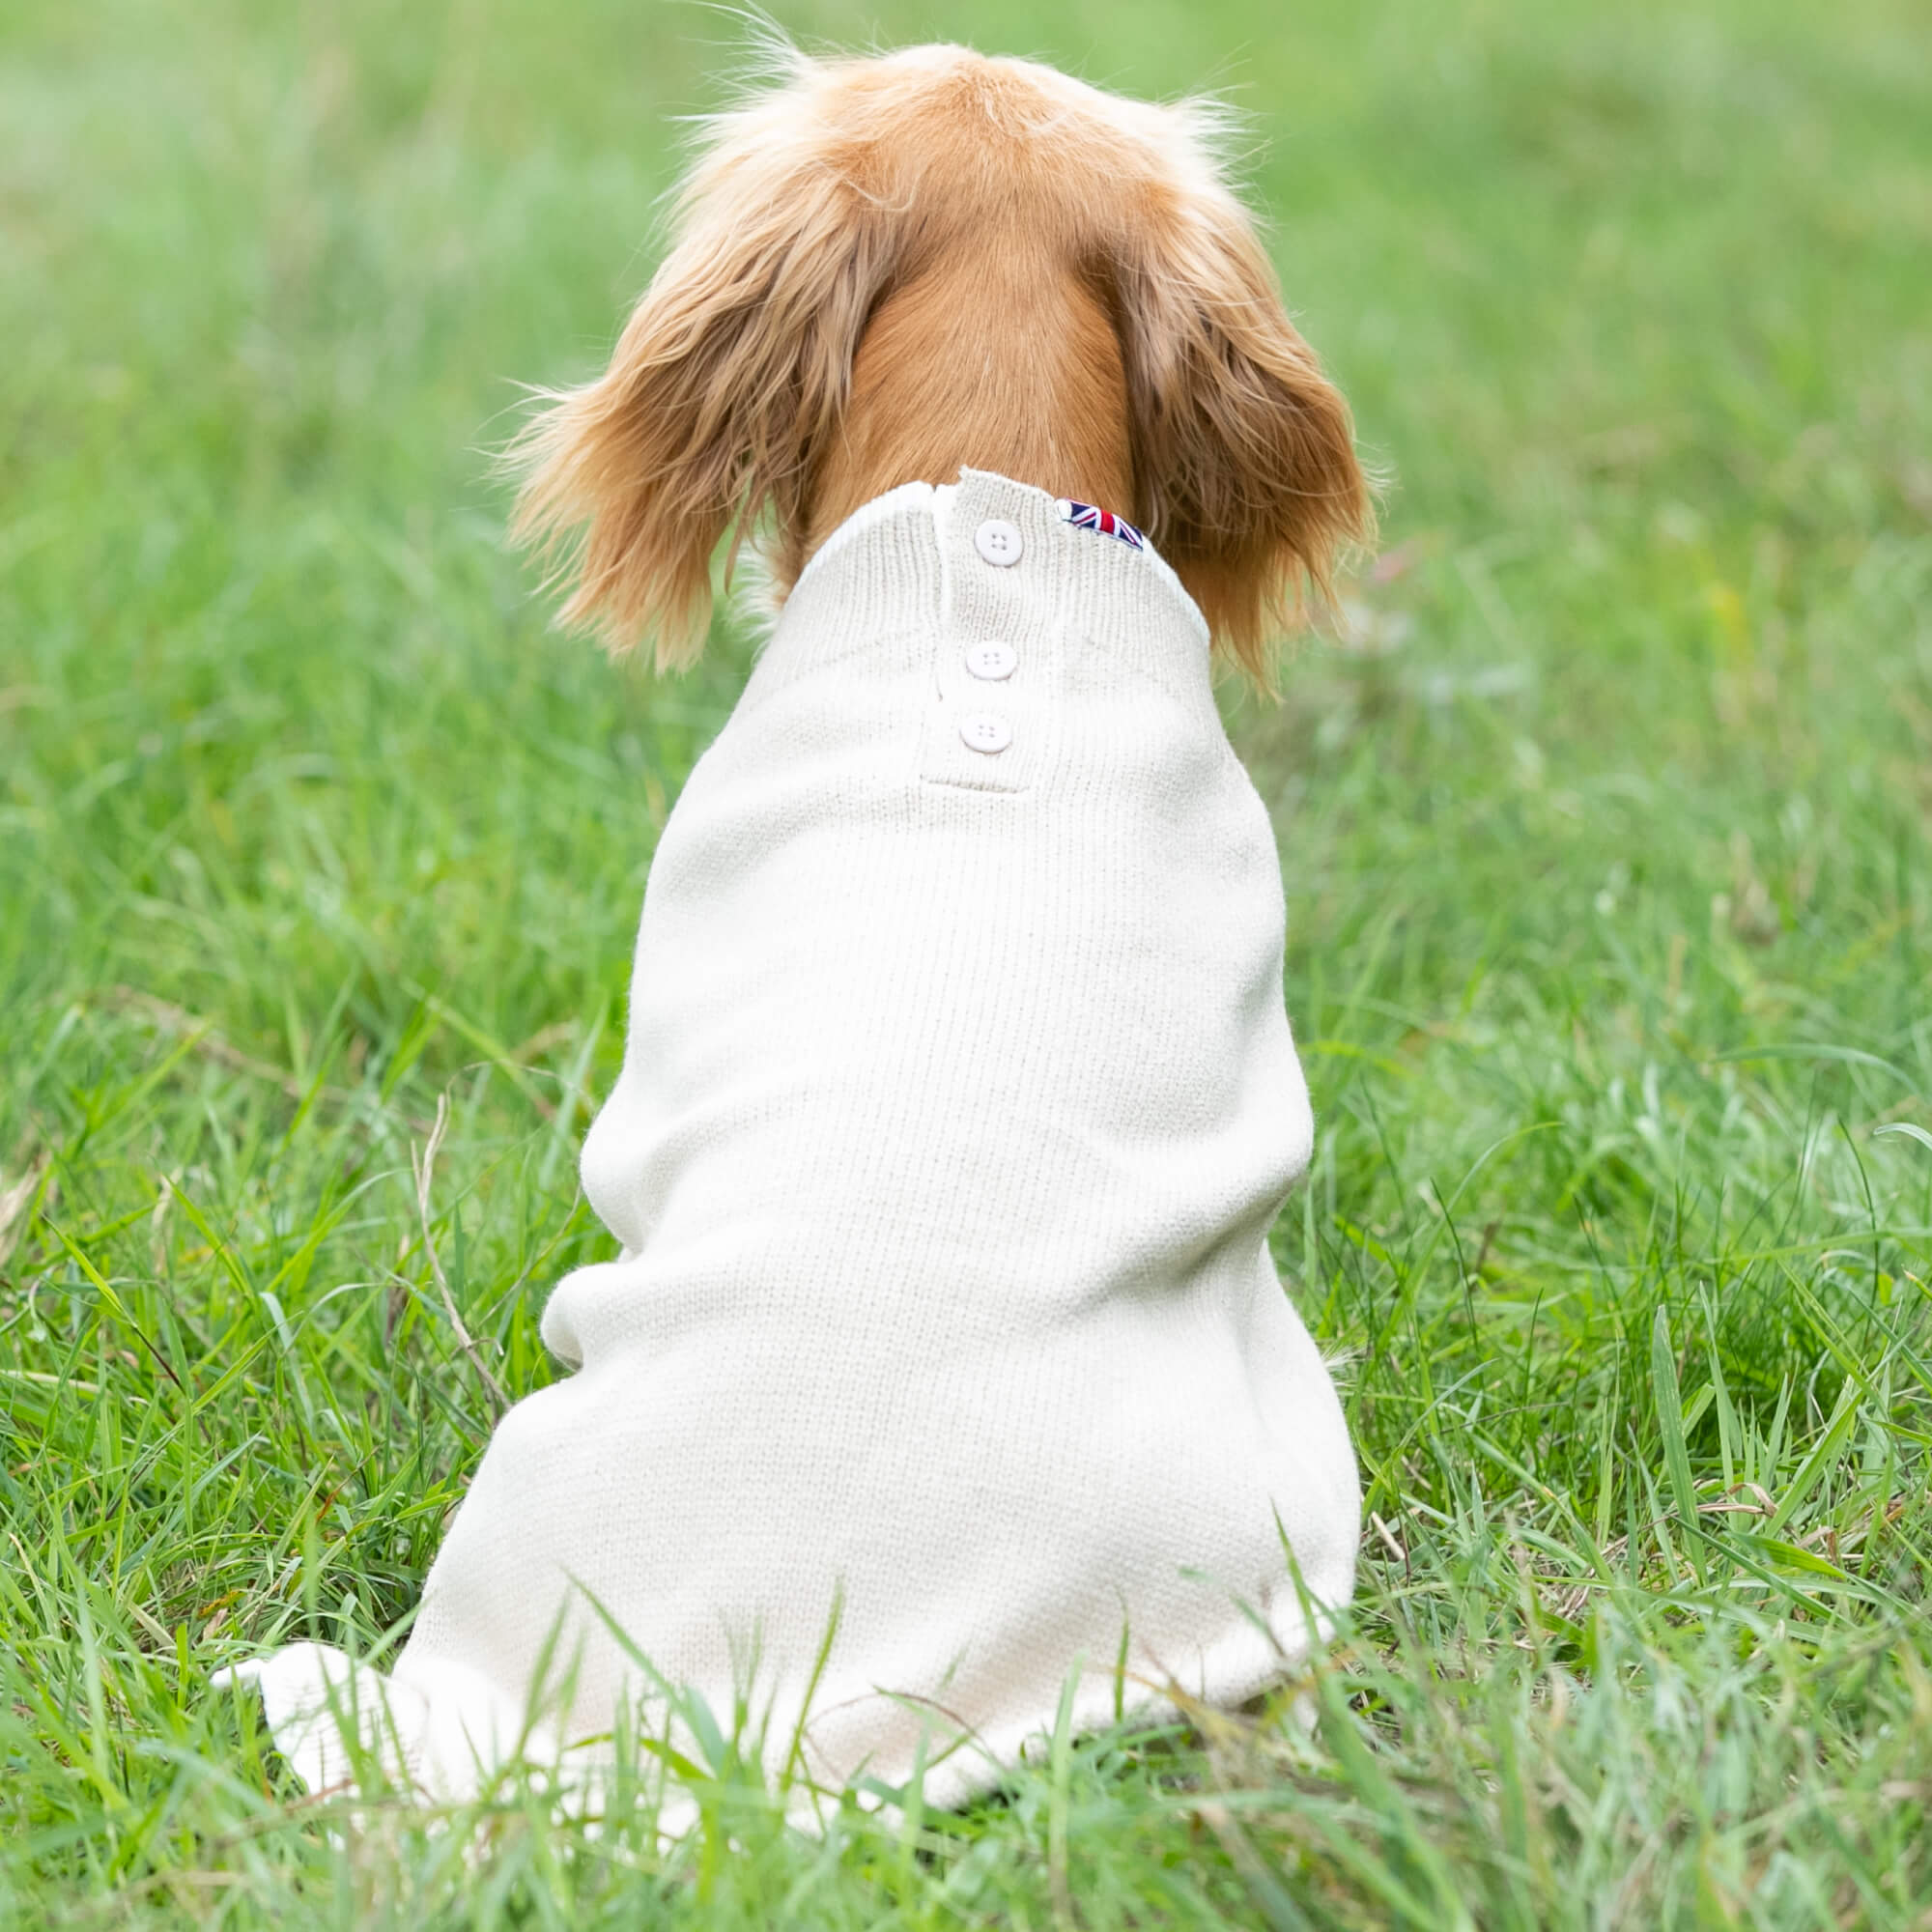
<box><xmin>974</xmin><ymin>519</ymin><xmax>1023</xmax><ymax>567</ymax></box>
<box><xmin>959</xmin><ymin>713</ymin><xmax>1012</xmax><ymax>754</ymax></box>
<box><xmin>964</xmin><ymin>641</ymin><xmax>1017</xmax><ymax>681</ymax></box>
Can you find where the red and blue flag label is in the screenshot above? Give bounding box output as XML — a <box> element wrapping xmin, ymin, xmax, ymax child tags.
<box><xmin>1056</xmin><ymin>498</ymin><xmax>1146</xmax><ymax>551</ymax></box>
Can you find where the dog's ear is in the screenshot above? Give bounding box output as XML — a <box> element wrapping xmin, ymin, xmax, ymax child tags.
<box><xmin>510</xmin><ymin>77</ymin><xmax>893</xmax><ymax>669</ymax></box>
<box><xmin>1108</xmin><ymin>127</ymin><xmax>1373</xmax><ymax>681</ymax></box>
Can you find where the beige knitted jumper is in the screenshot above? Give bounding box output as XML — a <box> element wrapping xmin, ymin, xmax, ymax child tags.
<box><xmin>218</xmin><ymin>469</ymin><xmax>1360</xmax><ymax>1811</ymax></box>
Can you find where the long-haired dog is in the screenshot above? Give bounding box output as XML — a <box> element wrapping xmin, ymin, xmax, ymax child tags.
<box><xmin>221</xmin><ymin>43</ymin><xmax>1372</xmax><ymax>1816</ymax></box>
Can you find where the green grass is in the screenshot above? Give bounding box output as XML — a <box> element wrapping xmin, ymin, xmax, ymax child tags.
<box><xmin>4</xmin><ymin>0</ymin><xmax>1930</xmax><ymax>1921</ymax></box>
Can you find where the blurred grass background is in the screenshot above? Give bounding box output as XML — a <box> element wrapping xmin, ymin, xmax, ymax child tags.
<box><xmin>2</xmin><ymin>0</ymin><xmax>1930</xmax><ymax>1923</ymax></box>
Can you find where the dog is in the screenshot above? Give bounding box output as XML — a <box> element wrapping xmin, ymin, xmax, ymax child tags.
<box><xmin>219</xmin><ymin>41</ymin><xmax>1371</xmax><ymax>1815</ymax></box>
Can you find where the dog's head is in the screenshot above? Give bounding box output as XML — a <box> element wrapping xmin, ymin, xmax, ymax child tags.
<box><xmin>511</xmin><ymin>44</ymin><xmax>1372</xmax><ymax>681</ymax></box>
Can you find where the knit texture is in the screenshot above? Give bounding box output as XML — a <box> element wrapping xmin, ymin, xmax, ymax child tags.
<box><xmin>217</xmin><ymin>469</ymin><xmax>1360</xmax><ymax>1810</ymax></box>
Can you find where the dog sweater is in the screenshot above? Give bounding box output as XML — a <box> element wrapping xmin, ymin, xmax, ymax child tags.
<box><xmin>218</xmin><ymin>469</ymin><xmax>1360</xmax><ymax>1812</ymax></box>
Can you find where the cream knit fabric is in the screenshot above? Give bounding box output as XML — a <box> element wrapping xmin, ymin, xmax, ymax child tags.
<box><xmin>218</xmin><ymin>469</ymin><xmax>1359</xmax><ymax>1811</ymax></box>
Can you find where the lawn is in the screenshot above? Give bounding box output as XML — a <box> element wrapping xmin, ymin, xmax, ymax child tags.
<box><xmin>3</xmin><ymin>0</ymin><xmax>1929</xmax><ymax>1922</ymax></box>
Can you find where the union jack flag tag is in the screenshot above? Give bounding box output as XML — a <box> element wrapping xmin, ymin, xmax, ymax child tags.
<box><xmin>1056</xmin><ymin>498</ymin><xmax>1146</xmax><ymax>551</ymax></box>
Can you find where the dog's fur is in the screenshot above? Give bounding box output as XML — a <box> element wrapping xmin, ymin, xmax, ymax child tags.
<box><xmin>510</xmin><ymin>43</ymin><xmax>1372</xmax><ymax>681</ymax></box>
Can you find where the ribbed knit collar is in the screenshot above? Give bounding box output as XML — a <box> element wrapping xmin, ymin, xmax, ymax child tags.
<box><xmin>778</xmin><ymin>469</ymin><xmax>1211</xmax><ymax>693</ymax></box>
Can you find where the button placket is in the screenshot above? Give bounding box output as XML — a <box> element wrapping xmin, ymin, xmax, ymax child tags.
<box><xmin>920</xmin><ymin>491</ymin><xmax>1059</xmax><ymax>791</ymax></box>
<box><xmin>959</xmin><ymin>522</ymin><xmax>1023</xmax><ymax>756</ymax></box>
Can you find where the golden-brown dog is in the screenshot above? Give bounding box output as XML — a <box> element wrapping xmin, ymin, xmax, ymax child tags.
<box><xmin>511</xmin><ymin>42</ymin><xmax>1372</xmax><ymax>678</ymax></box>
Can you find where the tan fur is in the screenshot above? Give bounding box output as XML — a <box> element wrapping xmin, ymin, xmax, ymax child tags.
<box><xmin>511</xmin><ymin>44</ymin><xmax>1373</xmax><ymax>682</ymax></box>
